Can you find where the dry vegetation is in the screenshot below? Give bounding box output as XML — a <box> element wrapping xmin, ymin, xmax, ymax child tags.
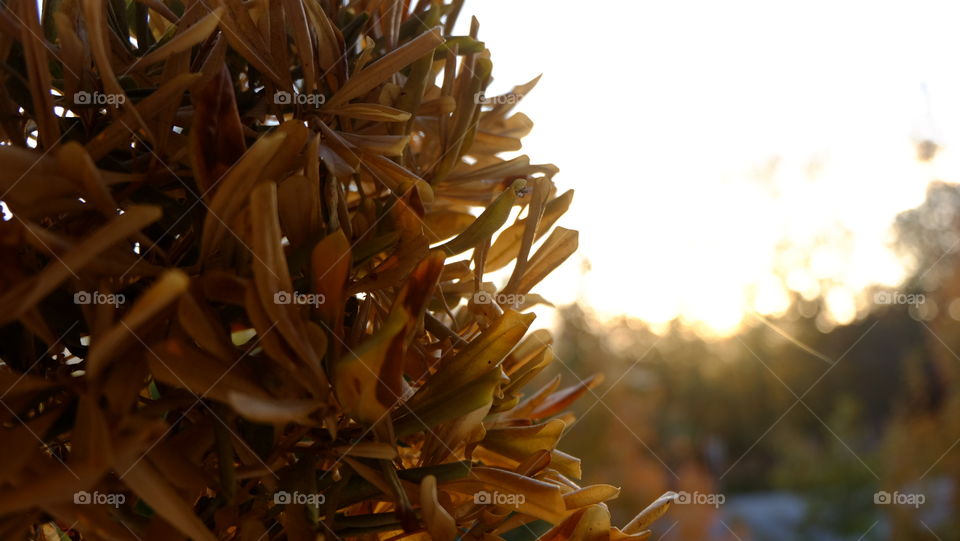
<box><xmin>0</xmin><ymin>0</ymin><xmax>673</xmax><ymax>539</ymax></box>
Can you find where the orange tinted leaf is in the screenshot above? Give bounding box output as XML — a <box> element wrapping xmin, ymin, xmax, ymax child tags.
<box><xmin>408</xmin><ymin>310</ymin><xmax>535</xmax><ymax>411</ymax></box>
<box><xmin>515</xmin><ymin>227</ymin><xmax>579</xmax><ymax>294</ymax></box>
<box><xmin>529</xmin><ymin>375</ymin><xmax>604</xmax><ymax>420</ymax></box>
<box><xmin>420</xmin><ymin>475</ymin><xmax>457</xmax><ymax>541</ymax></box>
<box><xmin>563</xmin><ymin>485</ymin><xmax>621</xmax><ymax>510</ymax></box>
<box><xmin>540</xmin><ymin>505</ymin><xmax>612</xmax><ymax>541</ymax></box>
<box><xmin>444</xmin><ymin>466</ymin><xmax>566</xmax><ymax>524</ymax></box>
<box><xmin>226</xmin><ymin>391</ymin><xmax>322</xmax><ymax>424</ymax></box>
<box><xmin>333</xmin><ymin>251</ymin><xmax>444</xmax><ymax>424</ymax></box>
<box><xmin>311</xmin><ymin>229</ymin><xmax>351</xmax><ymax>332</ymax></box>
<box><xmin>622</xmin><ymin>492</ymin><xmax>676</xmax><ymax>534</ymax></box>
<box><xmin>481</xmin><ymin>420</ymin><xmax>566</xmax><ymax>462</ymax></box>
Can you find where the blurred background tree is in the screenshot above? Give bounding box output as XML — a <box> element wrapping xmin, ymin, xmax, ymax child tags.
<box><xmin>539</xmin><ymin>180</ymin><xmax>960</xmax><ymax>540</ymax></box>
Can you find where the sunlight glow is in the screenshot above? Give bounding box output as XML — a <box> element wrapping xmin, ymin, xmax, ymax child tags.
<box><xmin>467</xmin><ymin>0</ymin><xmax>960</xmax><ymax>336</ymax></box>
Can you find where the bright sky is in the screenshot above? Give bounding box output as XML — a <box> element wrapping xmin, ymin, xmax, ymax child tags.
<box><xmin>462</xmin><ymin>0</ymin><xmax>960</xmax><ymax>336</ymax></box>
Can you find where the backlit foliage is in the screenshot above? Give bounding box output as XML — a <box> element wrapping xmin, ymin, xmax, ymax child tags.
<box><xmin>0</xmin><ymin>0</ymin><xmax>673</xmax><ymax>539</ymax></box>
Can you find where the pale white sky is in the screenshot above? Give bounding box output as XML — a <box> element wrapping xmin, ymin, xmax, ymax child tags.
<box><xmin>461</xmin><ymin>0</ymin><xmax>960</xmax><ymax>335</ymax></box>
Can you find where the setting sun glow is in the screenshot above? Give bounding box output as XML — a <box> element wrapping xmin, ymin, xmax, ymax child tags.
<box><xmin>464</xmin><ymin>0</ymin><xmax>960</xmax><ymax>335</ymax></box>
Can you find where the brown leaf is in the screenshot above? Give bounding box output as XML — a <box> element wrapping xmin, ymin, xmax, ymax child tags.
<box><xmin>148</xmin><ymin>338</ymin><xmax>270</xmax><ymax>402</ymax></box>
<box><xmin>117</xmin><ymin>457</ymin><xmax>218</xmax><ymax>541</ymax></box>
<box><xmin>0</xmin><ymin>206</ymin><xmax>162</xmax><ymax>324</ymax></box>
<box><xmin>420</xmin><ymin>475</ymin><xmax>457</xmax><ymax>541</ymax></box>
<box><xmin>325</xmin><ymin>27</ymin><xmax>444</xmax><ymax>108</ymax></box>
<box><xmin>86</xmin><ymin>270</ymin><xmax>190</xmax><ymax>378</ymax></box>
<box><xmin>132</xmin><ymin>7</ymin><xmax>224</xmax><ymax>68</ymax></box>
<box><xmin>190</xmin><ymin>65</ymin><xmax>247</xmax><ymax>194</ymax></box>
<box><xmin>310</xmin><ymin>229</ymin><xmax>351</xmax><ymax>336</ymax></box>
<box><xmin>622</xmin><ymin>493</ymin><xmax>677</xmax><ymax>534</ymax></box>
<box><xmin>226</xmin><ymin>391</ymin><xmax>322</xmax><ymax>424</ymax></box>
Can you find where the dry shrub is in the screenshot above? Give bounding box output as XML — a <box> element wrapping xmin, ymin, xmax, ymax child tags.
<box><xmin>0</xmin><ymin>0</ymin><xmax>673</xmax><ymax>539</ymax></box>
